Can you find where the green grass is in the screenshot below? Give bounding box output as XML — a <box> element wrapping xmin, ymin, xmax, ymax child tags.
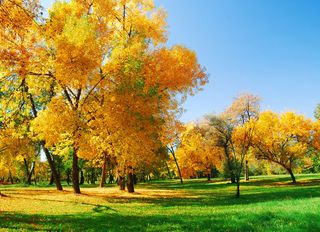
<box><xmin>1</xmin><ymin>174</ymin><xmax>320</xmax><ymax>231</ymax></box>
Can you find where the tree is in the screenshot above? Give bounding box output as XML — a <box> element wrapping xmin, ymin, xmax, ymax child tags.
<box><xmin>206</xmin><ymin>93</ymin><xmax>260</xmax><ymax>197</ymax></box>
<box><xmin>314</xmin><ymin>103</ymin><xmax>320</xmax><ymax>120</ymax></box>
<box><xmin>250</xmin><ymin>111</ymin><xmax>313</xmax><ymax>183</ymax></box>
<box><xmin>176</xmin><ymin>123</ymin><xmax>223</xmax><ymax>180</ymax></box>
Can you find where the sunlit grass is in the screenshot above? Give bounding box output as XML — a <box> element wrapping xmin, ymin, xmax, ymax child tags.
<box><xmin>1</xmin><ymin>174</ymin><xmax>320</xmax><ymax>231</ymax></box>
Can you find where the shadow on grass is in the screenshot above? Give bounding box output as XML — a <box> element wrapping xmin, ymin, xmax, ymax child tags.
<box><xmin>1</xmin><ymin>210</ymin><xmax>320</xmax><ymax>232</ymax></box>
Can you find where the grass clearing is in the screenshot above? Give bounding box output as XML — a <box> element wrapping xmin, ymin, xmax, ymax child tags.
<box><xmin>1</xmin><ymin>174</ymin><xmax>320</xmax><ymax>231</ymax></box>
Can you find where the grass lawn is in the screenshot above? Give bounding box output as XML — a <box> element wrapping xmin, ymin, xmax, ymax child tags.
<box><xmin>0</xmin><ymin>174</ymin><xmax>320</xmax><ymax>231</ymax></box>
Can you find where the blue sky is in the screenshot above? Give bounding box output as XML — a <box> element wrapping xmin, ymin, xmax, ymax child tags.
<box><xmin>42</xmin><ymin>0</ymin><xmax>320</xmax><ymax>122</ymax></box>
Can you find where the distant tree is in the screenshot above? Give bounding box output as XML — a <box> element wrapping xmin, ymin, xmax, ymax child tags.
<box><xmin>314</xmin><ymin>104</ymin><xmax>320</xmax><ymax>120</ymax></box>
<box><xmin>250</xmin><ymin>111</ymin><xmax>313</xmax><ymax>183</ymax></box>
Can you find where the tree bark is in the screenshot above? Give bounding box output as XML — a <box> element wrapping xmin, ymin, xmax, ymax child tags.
<box><xmin>127</xmin><ymin>166</ymin><xmax>134</xmax><ymax>193</ymax></box>
<box><xmin>119</xmin><ymin>176</ymin><xmax>125</xmax><ymax>190</ymax></box>
<box><xmin>72</xmin><ymin>150</ymin><xmax>81</xmax><ymax>194</ymax></box>
<box><xmin>127</xmin><ymin>173</ymin><xmax>134</xmax><ymax>193</ymax></box>
<box><xmin>41</xmin><ymin>142</ymin><xmax>63</xmax><ymax>190</ymax></box>
<box><xmin>245</xmin><ymin>160</ymin><xmax>249</xmax><ymax>181</ymax></box>
<box><xmin>100</xmin><ymin>153</ymin><xmax>107</xmax><ymax>187</ymax></box>
<box><xmin>287</xmin><ymin>168</ymin><xmax>296</xmax><ymax>183</ymax></box>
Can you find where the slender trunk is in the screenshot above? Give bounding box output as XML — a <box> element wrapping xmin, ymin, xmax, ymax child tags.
<box><xmin>109</xmin><ymin>171</ymin><xmax>114</xmax><ymax>184</ymax></box>
<box><xmin>90</xmin><ymin>168</ymin><xmax>95</xmax><ymax>184</ymax></box>
<box><xmin>100</xmin><ymin>154</ymin><xmax>107</xmax><ymax>187</ymax></box>
<box><xmin>119</xmin><ymin>176</ymin><xmax>125</xmax><ymax>190</ymax></box>
<box><xmin>8</xmin><ymin>170</ymin><xmax>14</xmax><ymax>184</ymax></box>
<box><xmin>41</xmin><ymin>142</ymin><xmax>63</xmax><ymax>190</ymax></box>
<box><xmin>236</xmin><ymin>178</ymin><xmax>240</xmax><ymax>198</ymax></box>
<box><xmin>207</xmin><ymin>173</ymin><xmax>211</xmax><ymax>181</ymax></box>
<box><xmin>72</xmin><ymin>150</ymin><xmax>81</xmax><ymax>194</ymax></box>
<box><xmin>27</xmin><ymin>161</ymin><xmax>35</xmax><ymax>184</ymax></box>
<box><xmin>245</xmin><ymin>160</ymin><xmax>249</xmax><ymax>181</ymax></box>
<box><xmin>165</xmin><ymin>162</ymin><xmax>172</xmax><ymax>179</ymax></box>
<box><xmin>66</xmin><ymin>171</ymin><xmax>70</xmax><ymax>185</ymax></box>
<box><xmin>80</xmin><ymin>170</ymin><xmax>84</xmax><ymax>185</ymax></box>
<box><xmin>286</xmin><ymin>168</ymin><xmax>296</xmax><ymax>183</ymax></box>
<box><xmin>171</xmin><ymin>150</ymin><xmax>183</xmax><ymax>184</ymax></box>
<box><xmin>23</xmin><ymin>158</ymin><xmax>30</xmax><ymax>184</ymax></box>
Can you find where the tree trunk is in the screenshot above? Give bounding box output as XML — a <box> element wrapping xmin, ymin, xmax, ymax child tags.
<box><xmin>23</xmin><ymin>158</ymin><xmax>30</xmax><ymax>184</ymax></box>
<box><xmin>90</xmin><ymin>168</ymin><xmax>95</xmax><ymax>184</ymax></box>
<box><xmin>127</xmin><ymin>173</ymin><xmax>134</xmax><ymax>193</ymax></box>
<box><xmin>80</xmin><ymin>170</ymin><xmax>84</xmax><ymax>185</ymax></box>
<box><xmin>72</xmin><ymin>150</ymin><xmax>81</xmax><ymax>194</ymax></box>
<box><xmin>41</xmin><ymin>142</ymin><xmax>63</xmax><ymax>190</ymax></box>
<box><xmin>245</xmin><ymin>160</ymin><xmax>249</xmax><ymax>181</ymax></box>
<box><xmin>171</xmin><ymin>149</ymin><xmax>183</xmax><ymax>184</ymax></box>
<box><xmin>236</xmin><ymin>178</ymin><xmax>240</xmax><ymax>198</ymax></box>
<box><xmin>119</xmin><ymin>176</ymin><xmax>125</xmax><ymax>190</ymax></box>
<box><xmin>230</xmin><ymin>173</ymin><xmax>236</xmax><ymax>183</ymax></box>
<box><xmin>109</xmin><ymin>171</ymin><xmax>114</xmax><ymax>184</ymax></box>
<box><xmin>287</xmin><ymin>168</ymin><xmax>296</xmax><ymax>183</ymax></box>
<box><xmin>207</xmin><ymin>173</ymin><xmax>211</xmax><ymax>181</ymax></box>
<box><xmin>165</xmin><ymin>162</ymin><xmax>172</xmax><ymax>179</ymax></box>
<box><xmin>100</xmin><ymin>154</ymin><xmax>107</xmax><ymax>187</ymax></box>
<box><xmin>27</xmin><ymin>161</ymin><xmax>35</xmax><ymax>185</ymax></box>
<box><xmin>66</xmin><ymin>170</ymin><xmax>71</xmax><ymax>185</ymax></box>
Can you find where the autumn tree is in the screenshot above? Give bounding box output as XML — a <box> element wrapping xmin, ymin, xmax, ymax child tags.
<box><xmin>0</xmin><ymin>0</ymin><xmax>63</xmax><ymax>190</ymax></box>
<box><xmin>206</xmin><ymin>93</ymin><xmax>260</xmax><ymax>197</ymax></box>
<box><xmin>250</xmin><ymin>111</ymin><xmax>313</xmax><ymax>183</ymax></box>
<box><xmin>176</xmin><ymin>123</ymin><xmax>223</xmax><ymax>180</ymax></box>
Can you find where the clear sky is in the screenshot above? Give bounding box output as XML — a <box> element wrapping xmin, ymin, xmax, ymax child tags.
<box><xmin>154</xmin><ymin>0</ymin><xmax>320</xmax><ymax>122</ymax></box>
<box><xmin>42</xmin><ymin>0</ymin><xmax>320</xmax><ymax>122</ymax></box>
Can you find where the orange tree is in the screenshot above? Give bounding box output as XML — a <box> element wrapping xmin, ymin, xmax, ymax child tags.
<box><xmin>249</xmin><ymin>111</ymin><xmax>313</xmax><ymax>183</ymax></box>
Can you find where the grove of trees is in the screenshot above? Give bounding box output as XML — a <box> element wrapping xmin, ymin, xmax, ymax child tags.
<box><xmin>1</xmin><ymin>0</ymin><xmax>320</xmax><ymax>199</ymax></box>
